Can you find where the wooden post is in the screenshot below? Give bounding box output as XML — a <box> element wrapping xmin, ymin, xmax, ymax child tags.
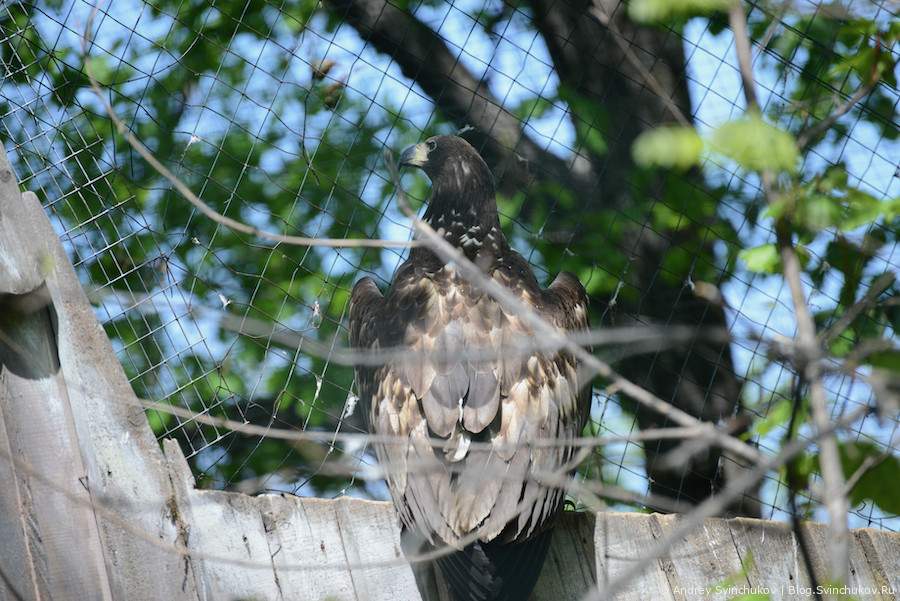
<box><xmin>0</xmin><ymin>150</ymin><xmax>195</xmax><ymax>600</ymax></box>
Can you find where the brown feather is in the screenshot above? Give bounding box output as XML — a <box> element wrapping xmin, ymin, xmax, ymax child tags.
<box><xmin>349</xmin><ymin>135</ymin><xmax>591</xmax><ymax>601</ymax></box>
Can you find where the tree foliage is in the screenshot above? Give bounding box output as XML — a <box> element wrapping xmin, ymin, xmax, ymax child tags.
<box><xmin>2</xmin><ymin>0</ymin><xmax>899</xmax><ymax>543</ymax></box>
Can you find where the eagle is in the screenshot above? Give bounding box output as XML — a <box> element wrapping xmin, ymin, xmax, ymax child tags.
<box><xmin>349</xmin><ymin>135</ymin><xmax>591</xmax><ymax>601</ymax></box>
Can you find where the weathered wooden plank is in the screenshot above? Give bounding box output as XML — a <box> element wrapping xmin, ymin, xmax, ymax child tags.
<box><xmin>589</xmin><ymin>513</ymin><xmax>900</xmax><ymax>601</ymax></box>
<box><xmin>164</xmin><ymin>436</ymin><xmax>424</xmax><ymax>601</ymax></box>
<box><xmin>855</xmin><ymin>527</ymin><xmax>900</xmax><ymax>599</ymax></box>
<box><xmin>34</xmin><ymin>188</ymin><xmax>194</xmax><ymax>599</ymax></box>
<box><xmin>0</xmin><ymin>370</ymin><xmax>113</xmax><ymax>601</ymax></box>
<box><xmin>160</xmin><ymin>437</ymin><xmax>212</xmax><ymax>600</ymax></box>
<box><xmin>532</xmin><ymin>510</ymin><xmax>597</xmax><ymax>600</ymax></box>
<box><xmin>798</xmin><ymin>520</ymin><xmax>890</xmax><ymax>599</ymax></box>
<box><xmin>262</xmin><ymin>494</ymin><xmax>359</xmax><ymax>600</ymax></box>
<box><xmin>1</xmin><ymin>160</ymin><xmax>195</xmax><ymax>600</ymax></box>
<box><xmin>0</xmin><ymin>156</ymin><xmax>45</xmax><ymax>295</ymax></box>
<box><xmin>594</xmin><ymin>511</ymin><xmax>677</xmax><ymax>601</ymax></box>
<box><xmin>332</xmin><ymin>495</ymin><xmax>423</xmax><ymax>600</ymax></box>
<box><xmin>192</xmin><ymin>490</ymin><xmax>285</xmax><ymax>600</ymax></box>
<box><xmin>0</xmin><ymin>387</ymin><xmax>41</xmax><ymax>601</ymax></box>
<box><xmin>1</xmin><ymin>154</ymin><xmax>115</xmax><ymax>601</ymax></box>
<box><xmin>728</xmin><ymin>518</ymin><xmax>817</xmax><ymax>601</ymax></box>
<box><xmin>0</xmin><ymin>373</ymin><xmax>61</xmax><ymax>601</ymax></box>
<box><xmin>642</xmin><ymin>513</ymin><xmax>749</xmax><ymax>601</ymax></box>
<box><xmin>654</xmin><ymin>513</ymin><xmax>753</xmax><ymax>600</ymax></box>
<box><xmin>163</xmin><ymin>438</ymin><xmax>275</xmax><ymax>600</ymax></box>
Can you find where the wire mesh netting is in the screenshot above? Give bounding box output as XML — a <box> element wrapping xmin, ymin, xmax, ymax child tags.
<box><xmin>2</xmin><ymin>0</ymin><xmax>899</xmax><ymax>538</ymax></box>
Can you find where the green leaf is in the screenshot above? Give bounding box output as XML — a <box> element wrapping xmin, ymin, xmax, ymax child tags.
<box><xmin>827</xmin><ymin>328</ymin><xmax>855</xmax><ymax>357</ymax></box>
<box><xmin>710</xmin><ymin>116</ymin><xmax>799</xmax><ymax>173</ymax></box>
<box><xmin>632</xmin><ymin>125</ymin><xmax>704</xmax><ymax>171</ymax></box>
<box><xmin>85</xmin><ymin>56</ymin><xmax>114</xmax><ymax>87</ymax></box>
<box><xmin>842</xmin><ymin>189</ymin><xmax>886</xmax><ymax>231</ymax></box>
<box><xmin>868</xmin><ymin>349</ymin><xmax>900</xmax><ymax>372</ymax></box>
<box><xmin>629</xmin><ymin>0</ymin><xmax>732</xmax><ymax>22</ymax></box>
<box><xmin>754</xmin><ymin>399</ymin><xmax>794</xmax><ymax>438</ymax></box>
<box><xmin>740</xmin><ymin>244</ymin><xmax>781</xmax><ymax>274</ymax></box>
<box><xmin>513</xmin><ymin>95</ymin><xmax>554</xmax><ymax>121</ymax></box>
<box><xmin>795</xmin><ymin>194</ymin><xmax>844</xmax><ymax>230</ymax></box>
<box><xmin>839</xmin><ymin>442</ymin><xmax>900</xmax><ymax>515</ymax></box>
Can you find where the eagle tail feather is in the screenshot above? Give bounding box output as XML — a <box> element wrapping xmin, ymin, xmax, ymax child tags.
<box><xmin>436</xmin><ymin>529</ymin><xmax>553</xmax><ymax>601</ymax></box>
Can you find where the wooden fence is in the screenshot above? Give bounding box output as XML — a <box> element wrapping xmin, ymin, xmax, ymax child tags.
<box><xmin>1</xmin><ymin>148</ymin><xmax>898</xmax><ymax>601</ymax></box>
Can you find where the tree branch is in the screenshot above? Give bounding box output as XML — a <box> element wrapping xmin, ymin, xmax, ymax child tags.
<box><xmin>586</xmin><ymin>0</ymin><xmax>692</xmax><ymax>128</ymax></box>
<box><xmin>82</xmin><ymin>4</ymin><xmax>413</xmax><ymax>250</ymax></box>
<box><xmin>325</xmin><ymin>0</ymin><xmax>597</xmax><ymax>198</ymax></box>
<box><xmin>729</xmin><ymin>2</ymin><xmax>850</xmax><ymax>584</ymax></box>
<box><xmin>579</xmin><ymin>401</ymin><xmax>872</xmax><ymax>601</ymax></box>
<box><xmin>821</xmin><ymin>271</ymin><xmax>896</xmax><ymax>346</ymax></box>
<box><xmin>385</xmin><ymin>149</ymin><xmax>764</xmax><ymax>468</ymax></box>
<box><xmin>796</xmin><ymin>83</ymin><xmax>874</xmax><ymax>149</ymax></box>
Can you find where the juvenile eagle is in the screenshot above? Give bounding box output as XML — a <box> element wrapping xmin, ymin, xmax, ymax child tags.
<box><xmin>349</xmin><ymin>136</ymin><xmax>591</xmax><ymax>601</ymax></box>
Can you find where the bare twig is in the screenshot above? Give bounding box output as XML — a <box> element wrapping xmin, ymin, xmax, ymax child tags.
<box><xmin>386</xmin><ymin>149</ymin><xmax>764</xmax><ymax>467</ymax></box>
<box><xmin>577</xmin><ymin>402</ymin><xmax>873</xmax><ymax>601</ymax></box>
<box><xmin>132</xmin><ymin>393</ymin><xmax>749</xmax><ymax>455</ymax></box>
<box><xmin>754</xmin><ymin>2</ymin><xmax>786</xmax><ymax>59</ymax></box>
<box><xmin>796</xmin><ymin>84</ymin><xmax>874</xmax><ymax>149</ymax></box>
<box><xmin>786</xmin><ymin>368</ymin><xmax>825</xmax><ymax>601</ymax></box>
<box><xmin>729</xmin><ymin>3</ymin><xmax>760</xmax><ymax>113</ymax></box>
<box><xmin>81</xmin><ymin>4</ymin><xmax>414</xmax><ymax>250</ymax></box>
<box><xmin>589</xmin><ymin>1</ymin><xmax>692</xmax><ymax>128</ymax></box>
<box><xmin>821</xmin><ymin>271</ymin><xmax>896</xmax><ymax>345</ymax></box>
<box><xmin>91</xmin><ymin>285</ymin><xmax>733</xmax><ymax>369</ymax></box>
<box><xmin>728</xmin><ymin>3</ymin><xmax>850</xmax><ymax>584</ymax></box>
<box><xmin>843</xmin><ymin>452</ymin><xmax>888</xmax><ymax>497</ymax></box>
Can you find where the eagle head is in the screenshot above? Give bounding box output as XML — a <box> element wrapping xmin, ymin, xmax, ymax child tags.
<box><xmin>398</xmin><ymin>135</ymin><xmax>497</xmax><ymax>228</ymax></box>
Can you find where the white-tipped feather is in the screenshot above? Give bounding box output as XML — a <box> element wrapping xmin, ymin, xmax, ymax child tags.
<box><xmin>349</xmin><ymin>136</ymin><xmax>591</xmax><ymax>599</ymax></box>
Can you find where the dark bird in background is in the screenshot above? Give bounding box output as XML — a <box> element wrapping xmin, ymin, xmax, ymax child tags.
<box><xmin>349</xmin><ymin>135</ymin><xmax>591</xmax><ymax>601</ymax></box>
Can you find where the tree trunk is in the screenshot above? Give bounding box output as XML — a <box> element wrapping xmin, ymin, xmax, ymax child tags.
<box><xmin>327</xmin><ymin>0</ymin><xmax>758</xmax><ymax>516</ymax></box>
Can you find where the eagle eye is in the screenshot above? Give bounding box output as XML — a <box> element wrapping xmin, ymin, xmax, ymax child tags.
<box><xmin>427</xmin><ymin>139</ymin><xmax>437</xmax><ymax>151</ymax></box>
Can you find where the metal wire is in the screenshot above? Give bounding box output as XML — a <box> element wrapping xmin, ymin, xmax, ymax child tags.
<box><xmin>2</xmin><ymin>0</ymin><xmax>898</xmax><ymax>532</ymax></box>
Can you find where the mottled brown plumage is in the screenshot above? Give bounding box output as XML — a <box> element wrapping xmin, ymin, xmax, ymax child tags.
<box><xmin>349</xmin><ymin>135</ymin><xmax>590</xmax><ymax>601</ymax></box>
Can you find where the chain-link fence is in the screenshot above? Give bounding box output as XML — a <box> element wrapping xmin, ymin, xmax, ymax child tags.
<box><xmin>2</xmin><ymin>0</ymin><xmax>899</xmax><ymax>538</ymax></box>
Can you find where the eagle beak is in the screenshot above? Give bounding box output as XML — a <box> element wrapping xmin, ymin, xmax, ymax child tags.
<box><xmin>399</xmin><ymin>143</ymin><xmax>428</xmax><ymax>168</ymax></box>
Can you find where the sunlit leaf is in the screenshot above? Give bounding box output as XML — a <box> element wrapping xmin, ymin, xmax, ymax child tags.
<box><xmin>795</xmin><ymin>194</ymin><xmax>844</xmax><ymax>230</ymax></box>
<box><xmin>754</xmin><ymin>399</ymin><xmax>794</xmax><ymax>438</ymax></box>
<box><xmin>740</xmin><ymin>244</ymin><xmax>781</xmax><ymax>274</ymax></box>
<box><xmin>710</xmin><ymin>116</ymin><xmax>799</xmax><ymax>173</ymax></box>
<box><xmin>632</xmin><ymin>125</ymin><xmax>704</xmax><ymax>171</ymax></box>
<box><xmin>629</xmin><ymin>0</ymin><xmax>732</xmax><ymax>22</ymax></box>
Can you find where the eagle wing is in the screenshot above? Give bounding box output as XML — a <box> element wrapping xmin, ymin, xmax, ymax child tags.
<box><xmin>349</xmin><ymin>259</ymin><xmax>591</xmax><ymax>547</ymax></box>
